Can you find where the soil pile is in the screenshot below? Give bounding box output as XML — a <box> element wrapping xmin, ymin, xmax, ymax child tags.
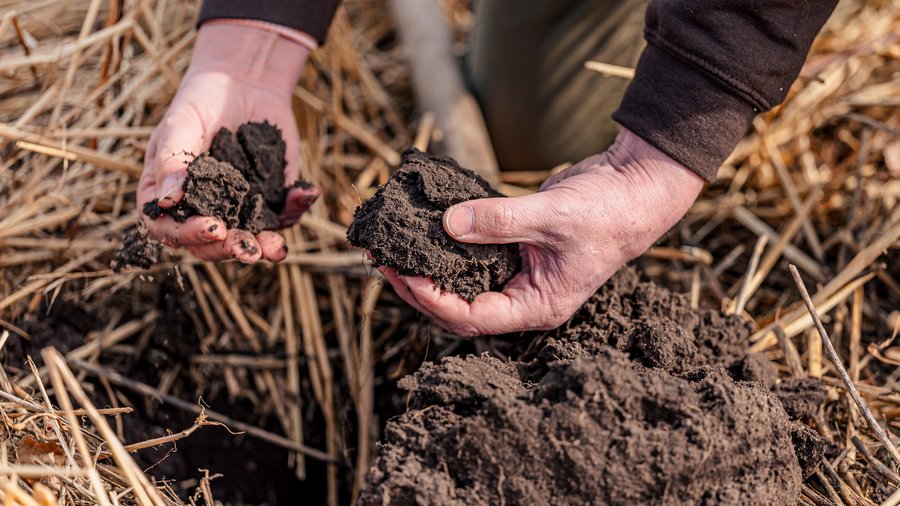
<box><xmin>347</xmin><ymin>148</ymin><xmax>520</xmax><ymax>302</ymax></box>
<box><xmin>359</xmin><ymin>269</ymin><xmax>824</xmax><ymax>505</ymax></box>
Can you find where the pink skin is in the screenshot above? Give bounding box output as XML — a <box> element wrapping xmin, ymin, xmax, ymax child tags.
<box><xmin>379</xmin><ymin>128</ymin><xmax>705</xmax><ymax>337</ymax></box>
<box><xmin>137</xmin><ymin>23</ymin><xmax>319</xmax><ymax>263</ymax></box>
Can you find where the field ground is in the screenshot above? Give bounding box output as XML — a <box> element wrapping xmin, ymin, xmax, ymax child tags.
<box><xmin>0</xmin><ymin>0</ymin><xmax>899</xmax><ymax>504</ymax></box>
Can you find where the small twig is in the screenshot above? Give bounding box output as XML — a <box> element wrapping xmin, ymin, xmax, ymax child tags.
<box><xmin>732</xmin><ymin>234</ymin><xmax>768</xmax><ymax>315</ymax></box>
<box><xmin>774</xmin><ymin>324</ymin><xmax>805</xmax><ymax>377</ymax></box>
<box><xmin>790</xmin><ymin>264</ymin><xmax>900</xmax><ymax>466</ymax></box>
<box><xmin>584</xmin><ymin>60</ymin><xmax>635</xmax><ymax>79</ymax></box>
<box><xmin>852</xmin><ymin>436</ymin><xmax>900</xmax><ymax>485</ymax></box>
<box><xmin>68</xmin><ymin>357</ymin><xmax>339</xmax><ymax>464</ymax></box>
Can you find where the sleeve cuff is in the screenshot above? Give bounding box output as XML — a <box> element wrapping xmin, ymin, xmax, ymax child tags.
<box><xmin>198</xmin><ymin>0</ymin><xmax>340</xmax><ymax>44</ymax></box>
<box><xmin>612</xmin><ymin>44</ymin><xmax>759</xmax><ymax>182</ymax></box>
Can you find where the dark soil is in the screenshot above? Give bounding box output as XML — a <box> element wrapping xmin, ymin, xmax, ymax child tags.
<box><xmin>111</xmin><ymin>222</ymin><xmax>162</xmax><ymax>271</ymax></box>
<box><xmin>143</xmin><ymin>121</ymin><xmax>287</xmax><ymax>234</ymax></box>
<box><xmin>358</xmin><ymin>268</ymin><xmax>825</xmax><ymax>505</ymax></box>
<box><xmin>121</xmin><ymin>121</ymin><xmax>308</xmax><ymax>270</ymax></box>
<box><xmin>3</xmin><ymin>297</ymin><xmax>100</xmax><ymax>368</ymax></box>
<box><xmin>347</xmin><ymin>148</ymin><xmax>521</xmax><ymax>302</ymax></box>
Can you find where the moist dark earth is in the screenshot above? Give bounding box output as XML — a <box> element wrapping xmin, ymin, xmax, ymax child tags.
<box><xmin>143</xmin><ymin>121</ymin><xmax>287</xmax><ymax>233</ymax></box>
<box><xmin>358</xmin><ymin>268</ymin><xmax>827</xmax><ymax>505</ymax></box>
<box><xmin>347</xmin><ymin>148</ymin><xmax>521</xmax><ymax>302</ymax></box>
<box><xmin>111</xmin><ymin>222</ymin><xmax>162</xmax><ymax>271</ymax></box>
<box><xmin>114</xmin><ymin>121</ymin><xmax>302</xmax><ymax>270</ymax></box>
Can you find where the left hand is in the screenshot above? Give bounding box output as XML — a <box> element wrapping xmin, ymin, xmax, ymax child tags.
<box><xmin>379</xmin><ymin>128</ymin><xmax>704</xmax><ymax>337</ymax></box>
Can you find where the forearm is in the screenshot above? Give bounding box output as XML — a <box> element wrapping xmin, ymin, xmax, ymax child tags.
<box><xmin>187</xmin><ymin>23</ymin><xmax>310</xmax><ymax>96</ymax></box>
<box><xmin>613</xmin><ymin>0</ymin><xmax>838</xmax><ymax>181</ymax></box>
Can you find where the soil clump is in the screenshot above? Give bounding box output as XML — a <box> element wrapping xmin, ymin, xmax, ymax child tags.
<box><xmin>359</xmin><ymin>268</ymin><xmax>825</xmax><ymax>505</ymax></box>
<box><xmin>347</xmin><ymin>148</ymin><xmax>520</xmax><ymax>302</ymax></box>
<box><xmin>111</xmin><ymin>222</ymin><xmax>162</xmax><ymax>271</ymax></box>
<box><xmin>143</xmin><ymin>121</ymin><xmax>288</xmax><ymax>234</ymax></box>
<box><xmin>116</xmin><ymin>121</ymin><xmax>309</xmax><ymax>270</ymax></box>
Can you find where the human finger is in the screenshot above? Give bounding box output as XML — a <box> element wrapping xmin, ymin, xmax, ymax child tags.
<box><xmin>403</xmin><ymin>274</ymin><xmax>571</xmax><ymax>335</ymax></box>
<box><xmin>256</xmin><ymin>231</ymin><xmax>288</xmax><ymax>262</ymax></box>
<box><xmin>142</xmin><ymin>214</ymin><xmax>226</xmax><ymax>248</ymax></box>
<box><xmin>188</xmin><ymin>229</ymin><xmax>263</xmax><ymax>263</ymax></box>
<box><xmin>442</xmin><ymin>192</ymin><xmax>558</xmax><ymax>247</ymax></box>
<box><xmin>280</xmin><ymin>184</ymin><xmax>321</xmax><ymax>226</ymax></box>
<box><xmin>149</xmin><ymin>107</ymin><xmax>207</xmax><ymax>208</ymax></box>
<box><xmin>378</xmin><ymin>268</ymin><xmax>456</xmax><ymax>330</ymax></box>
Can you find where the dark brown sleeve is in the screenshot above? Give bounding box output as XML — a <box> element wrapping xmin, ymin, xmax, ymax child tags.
<box><xmin>198</xmin><ymin>0</ymin><xmax>342</xmax><ymax>43</ymax></box>
<box><xmin>611</xmin><ymin>1</ymin><xmax>837</xmax><ymax>181</ymax></box>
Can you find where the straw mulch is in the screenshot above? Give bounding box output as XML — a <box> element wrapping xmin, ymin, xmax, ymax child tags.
<box><xmin>0</xmin><ymin>0</ymin><xmax>897</xmax><ymax>504</ymax></box>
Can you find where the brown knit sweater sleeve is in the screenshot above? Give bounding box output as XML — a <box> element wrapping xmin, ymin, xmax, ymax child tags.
<box><xmin>612</xmin><ymin>0</ymin><xmax>837</xmax><ymax>181</ymax></box>
<box><xmin>198</xmin><ymin>0</ymin><xmax>342</xmax><ymax>43</ymax></box>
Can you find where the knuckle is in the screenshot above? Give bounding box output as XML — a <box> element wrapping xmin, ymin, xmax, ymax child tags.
<box><xmin>484</xmin><ymin>202</ymin><xmax>516</xmax><ymax>235</ymax></box>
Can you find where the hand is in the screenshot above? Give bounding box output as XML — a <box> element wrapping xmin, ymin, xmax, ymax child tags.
<box><xmin>137</xmin><ymin>23</ymin><xmax>319</xmax><ymax>263</ymax></box>
<box><xmin>380</xmin><ymin>128</ymin><xmax>704</xmax><ymax>336</ymax></box>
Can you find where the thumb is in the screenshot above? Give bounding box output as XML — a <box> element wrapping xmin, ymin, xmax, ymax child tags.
<box><xmin>442</xmin><ymin>193</ymin><xmax>554</xmax><ymax>245</ymax></box>
<box><xmin>150</xmin><ymin>109</ymin><xmax>206</xmax><ymax>208</ymax></box>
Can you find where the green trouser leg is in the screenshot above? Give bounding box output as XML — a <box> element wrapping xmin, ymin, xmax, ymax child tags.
<box><xmin>465</xmin><ymin>0</ymin><xmax>647</xmax><ymax>171</ymax></box>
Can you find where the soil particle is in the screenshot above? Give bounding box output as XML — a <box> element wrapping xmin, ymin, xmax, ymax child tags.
<box><xmin>142</xmin><ymin>121</ymin><xmax>303</xmax><ymax>236</ymax></box>
<box><xmin>347</xmin><ymin>148</ymin><xmax>521</xmax><ymax>302</ymax></box>
<box><xmin>110</xmin><ymin>222</ymin><xmax>162</xmax><ymax>272</ymax></box>
<box><xmin>239</xmin><ymin>238</ymin><xmax>259</xmax><ymax>256</ymax></box>
<box><xmin>359</xmin><ymin>269</ymin><xmax>810</xmax><ymax>505</ymax></box>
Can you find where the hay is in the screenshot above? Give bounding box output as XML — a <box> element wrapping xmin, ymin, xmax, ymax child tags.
<box><xmin>0</xmin><ymin>0</ymin><xmax>897</xmax><ymax>503</ymax></box>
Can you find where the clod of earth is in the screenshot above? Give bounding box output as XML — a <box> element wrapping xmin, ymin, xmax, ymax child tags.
<box><xmin>143</xmin><ymin>121</ymin><xmax>289</xmax><ymax>234</ymax></box>
<box><xmin>347</xmin><ymin>148</ymin><xmax>521</xmax><ymax>301</ymax></box>
<box><xmin>110</xmin><ymin>222</ymin><xmax>162</xmax><ymax>271</ymax></box>
<box><xmin>114</xmin><ymin>121</ymin><xmax>311</xmax><ymax>271</ymax></box>
<box><xmin>358</xmin><ymin>268</ymin><xmax>826</xmax><ymax>505</ymax></box>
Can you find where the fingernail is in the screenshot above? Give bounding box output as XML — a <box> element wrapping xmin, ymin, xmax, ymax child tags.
<box><xmin>157</xmin><ymin>174</ymin><xmax>182</xmax><ymax>200</ymax></box>
<box><xmin>444</xmin><ymin>205</ymin><xmax>474</xmax><ymax>238</ymax></box>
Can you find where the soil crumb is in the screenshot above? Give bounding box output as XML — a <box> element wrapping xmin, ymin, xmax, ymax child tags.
<box><xmin>347</xmin><ymin>148</ymin><xmax>520</xmax><ymax>302</ymax></box>
<box><xmin>359</xmin><ymin>269</ymin><xmax>815</xmax><ymax>505</ymax></box>
<box><xmin>111</xmin><ymin>222</ymin><xmax>162</xmax><ymax>272</ymax></box>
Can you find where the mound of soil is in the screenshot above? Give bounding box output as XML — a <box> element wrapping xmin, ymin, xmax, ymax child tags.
<box><xmin>359</xmin><ymin>269</ymin><xmax>823</xmax><ymax>505</ymax></box>
<box><xmin>347</xmin><ymin>148</ymin><xmax>520</xmax><ymax>302</ymax></box>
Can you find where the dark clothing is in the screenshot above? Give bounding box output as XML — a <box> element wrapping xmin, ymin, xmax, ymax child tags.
<box><xmin>198</xmin><ymin>0</ymin><xmax>340</xmax><ymax>43</ymax></box>
<box><xmin>199</xmin><ymin>0</ymin><xmax>837</xmax><ymax>181</ymax></box>
<box><xmin>612</xmin><ymin>0</ymin><xmax>838</xmax><ymax>180</ymax></box>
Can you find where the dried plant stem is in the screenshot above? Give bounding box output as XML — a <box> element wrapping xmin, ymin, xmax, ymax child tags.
<box><xmin>790</xmin><ymin>265</ymin><xmax>900</xmax><ymax>466</ymax></box>
<box><xmin>69</xmin><ymin>358</ymin><xmax>337</xmax><ymax>463</ymax></box>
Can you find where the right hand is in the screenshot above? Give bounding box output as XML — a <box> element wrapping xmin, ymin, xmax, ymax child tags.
<box><xmin>137</xmin><ymin>23</ymin><xmax>319</xmax><ymax>263</ymax></box>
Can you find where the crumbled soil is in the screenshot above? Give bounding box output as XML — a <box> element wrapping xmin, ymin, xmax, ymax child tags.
<box><xmin>111</xmin><ymin>222</ymin><xmax>163</xmax><ymax>272</ymax></box>
<box><xmin>143</xmin><ymin>121</ymin><xmax>287</xmax><ymax>234</ymax></box>
<box><xmin>359</xmin><ymin>268</ymin><xmax>825</xmax><ymax>505</ymax></box>
<box><xmin>774</xmin><ymin>377</ymin><xmax>828</xmax><ymax>420</ymax></box>
<box><xmin>347</xmin><ymin>148</ymin><xmax>521</xmax><ymax>302</ymax></box>
<box><xmin>3</xmin><ymin>298</ymin><xmax>100</xmax><ymax>368</ymax></box>
<box><xmin>122</xmin><ymin>121</ymin><xmax>312</xmax><ymax>270</ymax></box>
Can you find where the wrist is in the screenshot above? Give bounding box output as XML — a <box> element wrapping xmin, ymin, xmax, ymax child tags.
<box><xmin>604</xmin><ymin>128</ymin><xmax>704</xmax><ymax>259</ymax></box>
<box><xmin>187</xmin><ymin>22</ymin><xmax>310</xmax><ymax>96</ymax></box>
<box><xmin>609</xmin><ymin>129</ymin><xmax>702</xmax><ymax>185</ymax></box>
